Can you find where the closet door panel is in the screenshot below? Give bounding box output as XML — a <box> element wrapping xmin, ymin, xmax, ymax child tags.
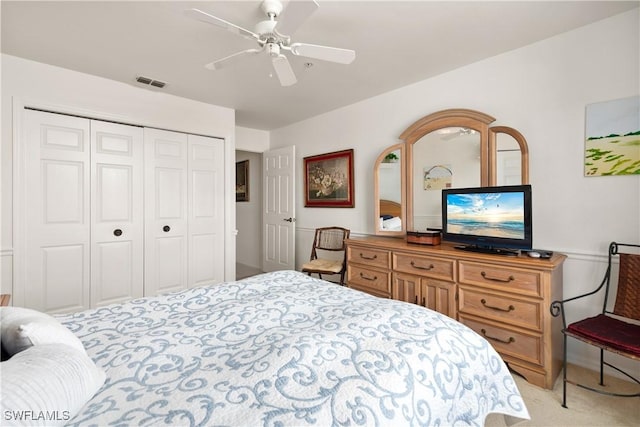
<box><xmin>24</xmin><ymin>110</ymin><xmax>90</xmax><ymax>313</ymax></box>
<box><xmin>145</xmin><ymin>128</ymin><xmax>189</xmax><ymax>296</ymax></box>
<box><xmin>90</xmin><ymin>120</ymin><xmax>144</xmax><ymax>307</ymax></box>
<box><xmin>188</xmin><ymin>135</ymin><xmax>225</xmax><ymax>288</ymax></box>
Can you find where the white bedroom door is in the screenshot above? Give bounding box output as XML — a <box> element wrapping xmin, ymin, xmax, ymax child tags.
<box><xmin>23</xmin><ymin>110</ymin><xmax>91</xmax><ymax>313</ymax></box>
<box><xmin>90</xmin><ymin>120</ymin><xmax>144</xmax><ymax>307</ymax></box>
<box><xmin>262</xmin><ymin>145</ymin><xmax>295</xmax><ymax>272</ymax></box>
<box><xmin>144</xmin><ymin>128</ymin><xmax>189</xmax><ymax>296</ymax></box>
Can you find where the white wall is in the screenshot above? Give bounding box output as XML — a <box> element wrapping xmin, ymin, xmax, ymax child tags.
<box><xmin>270</xmin><ymin>10</ymin><xmax>640</xmax><ymax>374</ymax></box>
<box><xmin>236</xmin><ymin>126</ymin><xmax>270</xmax><ymax>152</ymax></box>
<box><xmin>235</xmin><ymin>150</ymin><xmax>263</xmax><ymax>270</ymax></box>
<box><xmin>1</xmin><ymin>54</ymin><xmax>237</xmax><ymax>295</ymax></box>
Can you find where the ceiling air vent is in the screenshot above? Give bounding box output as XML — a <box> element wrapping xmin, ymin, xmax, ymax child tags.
<box><xmin>135</xmin><ymin>75</ymin><xmax>166</xmax><ymax>88</ymax></box>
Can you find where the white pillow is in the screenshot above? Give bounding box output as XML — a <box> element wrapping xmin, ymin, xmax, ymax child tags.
<box><xmin>0</xmin><ymin>344</ymin><xmax>106</xmax><ymax>426</ymax></box>
<box><xmin>0</xmin><ymin>307</ymin><xmax>86</xmax><ymax>356</ymax></box>
<box><xmin>382</xmin><ymin>216</ymin><xmax>402</xmax><ymax>230</ymax></box>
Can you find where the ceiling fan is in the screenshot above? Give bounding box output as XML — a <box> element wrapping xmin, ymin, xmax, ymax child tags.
<box><xmin>439</xmin><ymin>127</ymin><xmax>478</xmax><ymax>140</ymax></box>
<box><xmin>185</xmin><ymin>0</ymin><xmax>356</xmax><ymax>86</ymax></box>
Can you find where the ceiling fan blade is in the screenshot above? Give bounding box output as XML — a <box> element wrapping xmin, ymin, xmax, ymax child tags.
<box><xmin>185</xmin><ymin>8</ymin><xmax>259</xmax><ymax>40</ymax></box>
<box><xmin>274</xmin><ymin>0</ymin><xmax>319</xmax><ymax>37</ymax></box>
<box><xmin>289</xmin><ymin>42</ymin><xmax>355</xmax><ymax>64</ymax></box>
<box><xmin>272</xmin><ymin>54</ymin><xmax>297</xmax><ymax>86</ymax></box>
<box><xmin>205</xmin><ymin>48</ymin><xmax>264</xmax><ymax>71</ymax></box>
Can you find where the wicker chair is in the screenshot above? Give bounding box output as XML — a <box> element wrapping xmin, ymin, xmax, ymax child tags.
<box><xmin>301</xmin><ymin>227</ymin><xmax>350</xmax><ymax>285</ymax></box>
<box><xmin>550</xmin><ymin>242</ymin><xmax>640</xmax><ymax>408</ymax></box>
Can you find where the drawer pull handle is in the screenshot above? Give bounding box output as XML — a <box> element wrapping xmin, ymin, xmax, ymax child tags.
<box><xmin>414</xmin><ymin>295</ymin><xmax>418</xmax><ymax>305</ymax></box>
<box><xmin>359</xmin><ymin>272</ymin><xmax>378</xmax><ymax>281</ymax></box>
<box><xmin>359</xmin><ymin>253</ymin><xmax>378</xmax><ymax>260</ymax></box>
<box><xmin>410</xmin><ymin>261</ymin><xmax>434</xmax><ymax>271</ymax></box>
<box><xmin>481</xmin><ymin>299</ymin><xmax>515</xmax><ymax>312</ymax></box>
<box><xmin>481</xmin><ymin>272</ymin><xmax>515</xmax><ymax>283</ymax></box>
<box><xmin>481</xmin><ymin>328</ymin><xmax>515</xmax><ymax>344</ymax></box>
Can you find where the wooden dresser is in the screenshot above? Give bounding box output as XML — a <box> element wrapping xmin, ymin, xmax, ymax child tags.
<box><xmin>346</xmin><ymin>236</ymin><xmax>566</xmax><ymax>389</ymax></box>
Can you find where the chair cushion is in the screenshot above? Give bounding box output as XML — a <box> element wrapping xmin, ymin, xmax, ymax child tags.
<box><xmin>301</xmin><ymin>259</ymin><xmax>343</xmax><ymax>274</ymax></box>
<box><xmin>567</xmin><ymin>314</ymin><xmax>640</xmax><ymax>358</ymax></box>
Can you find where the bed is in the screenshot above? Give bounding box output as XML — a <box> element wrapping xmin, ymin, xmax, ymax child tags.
<box><xmin>379</xmin><ymin>199</ymin><xmax>403</xmax><ymax>231</ymax></box>
<box><xmin>2</xmin><ymin>271</ymin><xmax>529</xmax><ymax>426</ymax></box>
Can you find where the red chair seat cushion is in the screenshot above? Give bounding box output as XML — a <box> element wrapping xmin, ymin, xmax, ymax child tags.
<box><xmin>567</xmin><ymin>314</ymin><xmax>640</xmax><ymax>357</ymax></box>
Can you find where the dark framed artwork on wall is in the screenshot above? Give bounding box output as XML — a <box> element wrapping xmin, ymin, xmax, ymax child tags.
<box><xmin>236</xmin><ymin>160</ymin><xmax>249</xmax><ymax>202</ymax></box>
<box><xmin>304</xmin><ymin>149</ymin><xmax>354</xmax><ymax>207</ymax></box>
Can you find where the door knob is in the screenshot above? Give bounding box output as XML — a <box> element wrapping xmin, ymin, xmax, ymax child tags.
<box><xmin>113</xmin><ymin>229</ymin><xmax>123</xmax><ymax>237</ymax></box>
<box><xmin>283</xmin><ymin>217</ymin><xmax>295</xmax><ymax>222</ymax></box>
<box><xmin>163</xmin><ymin>225</ymin><xmax>171</xmax><ymax>232</ymax></box>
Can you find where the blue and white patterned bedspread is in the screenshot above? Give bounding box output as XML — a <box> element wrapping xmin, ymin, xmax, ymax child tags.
<box><xmin>59</xmin><ymin>270</ymin><xmax>529</xmax><ymax>426</ymax></box>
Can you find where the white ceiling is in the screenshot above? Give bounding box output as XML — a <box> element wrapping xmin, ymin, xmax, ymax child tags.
<box><xmin>2</xmin><ymin>1</ymin><xmax>638</xmax><ymax>130</ymax></box>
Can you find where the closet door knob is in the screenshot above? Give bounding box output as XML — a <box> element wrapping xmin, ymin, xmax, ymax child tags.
<box><xmin>113</xmin><ymin>229</ymin><xmax>123</xmax><ymax>237</ymax></box>
<box><xmin>163</xmin><ymin>225</ymin><xmax>171</xmax><ymax>232</ymax></box>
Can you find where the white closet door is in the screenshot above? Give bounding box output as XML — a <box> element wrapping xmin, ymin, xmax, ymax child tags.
<box><xmin>188</xmin><ymin>134</ymin><xmax>225</xmax><ymax>288</ymax></box>
<box><xmin>90</xmin><ymin>120</ymin><xmax>144</xmax><ymax>307</ymax></box>
<box><xmin>144</xmin><ymin>128</ymin><xmax>189</xmax><ymax>296</ymax></box>
<box><xmin>24</xmin><ymin>110</ymin><xmax>90</xmax><ymax>313</ymax></box>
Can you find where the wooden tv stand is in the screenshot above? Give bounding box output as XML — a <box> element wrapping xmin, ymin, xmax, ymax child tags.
<box><xmin>345</xmin><ymin>236</ymin><xmax>566</xmax><ymax>389</ymax></box>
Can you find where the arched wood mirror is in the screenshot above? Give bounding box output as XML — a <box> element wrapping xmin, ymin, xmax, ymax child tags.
<box><xmin>373</xmin><ymin>109</ymin><xmax>530</xmax><ymax>235</ymax></box>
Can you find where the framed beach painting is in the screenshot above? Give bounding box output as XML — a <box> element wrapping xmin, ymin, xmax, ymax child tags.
<box><xmin>584</xmin><ymin>95</ymin><xmax>640</xmax><ymax>176</ymax></box>
<box><xmin>236</xmin><ymin>160</ymin><xmax>249</xmax><ymax>202</ymax></box>
<box><xmin>304</xmin><ymin>149</ymin><xmax>354</xmax><ymax>207</ymax></box>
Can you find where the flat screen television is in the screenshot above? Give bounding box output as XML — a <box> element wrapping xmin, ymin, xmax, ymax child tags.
<box><xmin>441</xmin><ymin>184</ymin><xmax>532</xmax><ymax>255</ymax></box>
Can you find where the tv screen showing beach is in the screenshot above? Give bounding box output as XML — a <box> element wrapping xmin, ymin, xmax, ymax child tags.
<box><xmin>446</xmin><ymin>192</ymin><xmax>525</xmax><ymax>239</ymax></box>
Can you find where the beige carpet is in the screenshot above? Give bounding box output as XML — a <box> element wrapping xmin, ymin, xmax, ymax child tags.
<box><xmin>236</xmin><ymin>263</ymin><xmax>263</xmax><ymax>280</ymax></box>
<box><xmin>486</xmin><ymin>364</ymin><xmax>639</xmax><ymax>426</ymax></box>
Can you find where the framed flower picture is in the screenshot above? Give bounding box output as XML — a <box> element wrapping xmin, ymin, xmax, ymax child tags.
<box><xmin>304</xmin><ymin>149</ymin><xmax>354</xmax><ymax>207</ymax></box>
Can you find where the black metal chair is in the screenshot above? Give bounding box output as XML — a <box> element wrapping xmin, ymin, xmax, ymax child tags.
<box><xmin>301</xmin><ymin>227</ymin><xmax>350</xmax><ymax>285</ymax></box>
<box><xmin>550</xmin><ymin>242</ymin><xmax>640</xmax><ymax>408</ymax></box>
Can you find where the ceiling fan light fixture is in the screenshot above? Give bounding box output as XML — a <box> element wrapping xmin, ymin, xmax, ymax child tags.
<box><xmin>266</xmin><ymin>42</ymin><xmax>281</xmax><ymax>57</ymax></box>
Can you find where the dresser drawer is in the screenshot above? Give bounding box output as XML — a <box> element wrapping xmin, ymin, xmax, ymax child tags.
<box><xmin>458</xmin><ymin>287</ymin><xmax>542</xmax><ymax>331</ymax></box>
<box><xmin>393</xmin><ymin>252</ymin><xmax>454</xmax><ymax>281</ymax></box>
<box><xmin>460</xmin><ymin>315</ymin><xmax>543</xmax><ymax>366</ymax></box>
<box><xmin>347</xmin><ymin>264</ymin><xmax>391</xmax><ymax>295</ymax></box>
<box><xmin>458</xmin><ymin>261</ymin><xmax>542</xmax><ymax>297</ymax></box>
<box><xmin>347</xmin><ymin>246</ymin><xmax>391</xmax><ymax>269</ymax></box>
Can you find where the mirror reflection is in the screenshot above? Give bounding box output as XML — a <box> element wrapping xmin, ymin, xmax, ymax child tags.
<box><xmin>495</xmin><ymin>133</ymin><xmax>522</xmax><ymax>185</ymax></box>
<box><xmin>374</xmin><ymin>143</ymin><xmax>405</xmax><ymax>236</ymax></box>
<box><xmin>490</xmin><ymin>126</ymin><xmax>529</xmax><ymax>186</ymax></box>
<box><xmin>378</xmin><ymin>148</ymin><xmax>403</xmax><ymax>231</ymax></box>
<box><xmin>412</xmin><ymin>127</ymin><xmax>481</xmax><ymax>230</ymax></box>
